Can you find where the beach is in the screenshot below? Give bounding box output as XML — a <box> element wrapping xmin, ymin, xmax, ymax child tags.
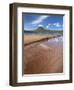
<box><xmin>24</xmin><ymin>34</ymin><xmax>53</xmax><ymax>45</ymax></box>
<box><xmin>24</xmin><ymin>35</ymin><xmax>63</xmax><ymax>74</ymax></box>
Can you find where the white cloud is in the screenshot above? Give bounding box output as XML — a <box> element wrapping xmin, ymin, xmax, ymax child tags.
<box><xmin>46</xmin><ymin>25</ymin><xmax>49</xmax><ymax>29</ymax></box>
<box><xmin>46</xmin><ymin>23</ymin><xmax>51</xmax><ymax>29</ymax></box>
<box><xmin>48</xmin><ymin>23</ymin><xmax>51</xmax><ymax>26</ymax></box>
<box><xmin>38</xmin><ymin>24</ymin><xmax>43</xmax><ymax>27</ymax></box>
<box><xmin>32</xmin><ymin>16</ymin><xmax>48</xmax><ymax>25</ymax></box>
<box><xmin>53</xmin><ymin>22</ymin><xmax>61</xmax><ymax>27</ymax></box>
<box><xmin>46</xmin><ymin>22</ymin><xmax>62</xmax><ymax>29</ymax></box>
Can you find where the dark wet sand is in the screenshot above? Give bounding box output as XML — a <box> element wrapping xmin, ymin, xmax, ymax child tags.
<box><xmin>24</xmin><ymin>37</ymin><xmax>63</xmax><ymax>74</ymax></box>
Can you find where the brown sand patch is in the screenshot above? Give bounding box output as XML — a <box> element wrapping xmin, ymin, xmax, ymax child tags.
<box><xmin>24</xmin><ymin>38</ymin><xmax>63</xmax><ymax>74</ymax></box>
<box><xmin>24</xmin><ymin>34</ymin><xmax>52</xmax><ymax>45</ymax></box>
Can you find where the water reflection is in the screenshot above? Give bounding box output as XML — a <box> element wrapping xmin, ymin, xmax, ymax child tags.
<box><xmin>46</xmin><ymin>36</ymin><xmax>63</xmax><ymax>46</ymax></box>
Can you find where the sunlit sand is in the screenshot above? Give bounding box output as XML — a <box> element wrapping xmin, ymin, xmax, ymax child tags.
<box><xmin>24</xmin><ymin>36</ymin><xmax>63</xmax><ymax>74</ymax></box>
<box><xmin>24</xmin><ymin>34</ymin><xmax>53</xmax><ymax>45</ymax></box>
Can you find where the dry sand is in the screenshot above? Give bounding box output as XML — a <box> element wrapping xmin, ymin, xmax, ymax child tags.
<box><xmin>24</xmin><ymin>34</ymin><xmax>52</xmax><ymax>45</ymax></box>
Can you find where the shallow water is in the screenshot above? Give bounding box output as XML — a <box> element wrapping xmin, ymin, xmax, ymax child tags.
<box><xmin>45</xmin><ymin>36</ymin><xmax>63</xmax><ymax>46</ymax></box>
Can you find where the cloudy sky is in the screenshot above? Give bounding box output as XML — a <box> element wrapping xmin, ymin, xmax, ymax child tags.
<box><xmin>23</xmin><ymin>14</ymin><xmax>63</xmax><ymax>31</ymax></box>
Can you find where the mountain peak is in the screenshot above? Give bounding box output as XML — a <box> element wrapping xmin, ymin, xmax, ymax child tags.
<box><xmin>37</xmin><ymin>26</ymin><xmax>44</xmax><ymax>30</ymax></box>
<box><xmin>35</xmin><ymin>26</ymin><xmax>47</xmax><ymax>33</ymax></box>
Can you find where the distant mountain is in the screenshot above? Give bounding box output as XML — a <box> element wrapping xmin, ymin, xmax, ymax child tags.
<box><xmin>33</xmin><ymin>27</ymin><xmax>49</xmax><ymax>33</ymax></box>
<box><xmin>24</xmin><ymin>26</ymin><xmax>63</xmax><ymax>34</ymax></box>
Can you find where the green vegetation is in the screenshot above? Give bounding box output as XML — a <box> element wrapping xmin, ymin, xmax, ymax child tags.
<box><xmin>24</xmin><ymin>27</ymin><xmax>63</xmax><ymax>35</ymax></box>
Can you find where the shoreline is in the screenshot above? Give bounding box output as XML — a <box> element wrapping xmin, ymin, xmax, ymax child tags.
<box><xmin>24</xmin><ymin>34</ymin><xmax>62</xmax><ymax>46</ymax></box>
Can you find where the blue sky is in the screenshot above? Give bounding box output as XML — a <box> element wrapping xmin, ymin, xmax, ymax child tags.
<box><xmin>23</xmin><ymin>14</ymin><xmax>63</xmax><ymax>31</ymax></box>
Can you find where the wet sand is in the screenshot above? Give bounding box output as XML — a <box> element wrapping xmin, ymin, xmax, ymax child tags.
<box><xmin>24</xmin><ymin>37</ymin><xmax>63</xmax><ymax>74</ymax></box>
<box><xmin>24</xmin><ymin>34</ymin><xmax>53</xmax><ymax>45</ymax></box>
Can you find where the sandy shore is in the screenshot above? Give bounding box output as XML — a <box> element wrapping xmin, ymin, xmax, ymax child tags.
<box><xmin>24</xmin><ymin>34</ymin><xmax>53</xmax><ymax>45</ymax></box>
<box><xmin>24</xmin><ymin>36</ymin><xmax>63</xmax><ymax>74</ymax></box>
